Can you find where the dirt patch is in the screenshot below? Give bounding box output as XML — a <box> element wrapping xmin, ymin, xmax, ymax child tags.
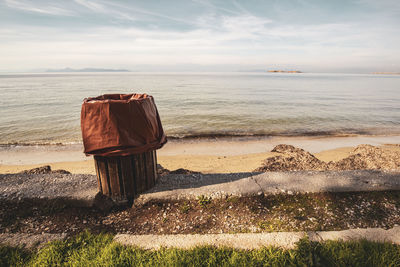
<box><xmin>255</xmin><ymin>144</ymin><xmax>400</xmax><ymax>172</ymax></box>
<box><xmin>1</xmin><ymin>191</ymin><xmax>400</xmax><ymax>236</ymax></box>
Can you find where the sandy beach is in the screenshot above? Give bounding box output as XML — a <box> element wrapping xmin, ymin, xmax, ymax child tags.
<box><xmin>1</xmin><ymin>135</ymin><xmax>399</xmax><ymax>174</ymax></box>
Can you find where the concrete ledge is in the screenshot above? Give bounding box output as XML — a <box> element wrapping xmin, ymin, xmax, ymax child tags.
<box><xmin>308</xmin><ymin>227</ymin><xmax>400</xmax><ymax>244</ymax></box>
<box><xmin>114</xmin><ymin>227</ymin><xmax>400</xmax><ymax>250</ymax></box>
<box><xmin>136</xmin><ymin>170</ymin><xmax>400</xmax><ymax>203</ymax></box>
<box><xmin>0</xmin><ymin>233</ymin><xmax>67</xmax><ymax>248</ymax></box>
<box><xmin>114</xmin><ymin>232</ymin><xmax>305</xmax><ymax>249</ymax></box>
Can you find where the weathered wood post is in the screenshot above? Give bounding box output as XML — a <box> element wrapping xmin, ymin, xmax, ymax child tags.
<box><xmin>81</xmin><ymin>93</ymin><xmax>167</xmax><ymax>203</ymax></box>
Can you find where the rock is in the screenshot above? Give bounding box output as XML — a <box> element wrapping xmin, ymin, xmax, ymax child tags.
<box><xmin>20</xmin><ymin>165</ymin><xmax>51</xmax><ymax>174</ymax></box>
<box><xmin>19</xmin><ymin>165</ymin><xmax>71</xmax><ymax>174</ymax></box>
<box><xmin>93</xmin><ymin>192</ymin><xmax>115</xmax><ymax>212</ymax></box>
<box><xmin>157</xmin><ymin>164</ymin><xmax>201</xmax><ymax>176</ymax></box>
<box><xmin>169</xmin><ymin>168</ymin><xmax>201</xmax><ymax>175</ymax></box>
<box><xmin>157</xmin><ymin>164</ymin><xmax>170</xmax><ymax>177</ymax></box>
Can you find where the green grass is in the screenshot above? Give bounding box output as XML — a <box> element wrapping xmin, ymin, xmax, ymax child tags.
<box><xmin>1</xmin><ymin>231</ymin><xmax>400</xmax><ymax>266</ymax></box>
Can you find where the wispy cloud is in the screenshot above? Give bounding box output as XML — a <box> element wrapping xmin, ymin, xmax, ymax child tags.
<box><xmin>192</xmin><ymin>0</ymin><xmax>240</xmax><ymax>15</ymax></box>
<box><xmin>72</xmin><ymin>0</ymin><xmax>197</xmax><ymax>25</ymax></box>
<box><xmin>72</xmin><ymin>0</ymin><xmax>137</xmax><ymax>22</ymax></box>
<box><xmin>102</xmin><ymin>1</ymin><xmax>197</xmax><ymax>26</ymax></box>
<box><xmin>4</xmin><ymin>0</ymin><xmax>75</xmax><ymax>16</ymax></box>
<box><xmin>73</xmin><ymin>0</ymin><xmax>105</xmax><ymax>12</ymax></box>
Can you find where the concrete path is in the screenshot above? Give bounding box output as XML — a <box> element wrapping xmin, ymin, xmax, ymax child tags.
<box><xmin>114</xmin><ymin>227</ymin><xmax>400</xmax><ymax>250</ymax></box>
<box><xmin>1</xmin><ymin>170</ymin><xmax>400</xmax><ymax>205</ymax></box>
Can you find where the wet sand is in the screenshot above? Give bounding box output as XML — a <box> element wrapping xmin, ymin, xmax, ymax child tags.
<box><xmin>0</xmin><ymin>135</ymin><xmax>399</xmax><ymax>174</ymax></box>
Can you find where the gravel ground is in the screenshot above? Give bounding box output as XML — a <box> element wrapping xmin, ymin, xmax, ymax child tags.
<box><xmin>0</xmin><ymin>172</ymin><xmax>97</xmax><ymax>206</ymax></box>
<box><xmin>2</xmin><ymin>191</ymin><xmax>400</xmax><ymax>236</ymax></box>
<box><xmin>1</xmin><ymin>163</ymin><xmax>400</xmax><ymax>239</ymax></box>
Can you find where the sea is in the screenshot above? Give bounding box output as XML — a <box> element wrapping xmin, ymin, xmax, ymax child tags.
<box><xmin>0</xmin><ymin>72</ymin><xmax>399</xmax><ymax>145</ymax></box>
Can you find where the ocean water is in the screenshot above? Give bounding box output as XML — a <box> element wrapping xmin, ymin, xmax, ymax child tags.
<box><xmin>0</xmin><ymin>72</ymin><xmax>399</xmax><ymax>144</ymax></box>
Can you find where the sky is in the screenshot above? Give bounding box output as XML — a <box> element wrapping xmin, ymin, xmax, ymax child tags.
<box><xmin>0</xmin><ymin>0</ymin><xmax>399</xmax><ymax>73</ymax></box>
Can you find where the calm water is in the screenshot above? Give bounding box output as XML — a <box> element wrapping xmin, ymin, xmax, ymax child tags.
<box><xmin>0</xmin><ymin>72</ymin><xmax>399</xmax><ymax>144</ymax></box>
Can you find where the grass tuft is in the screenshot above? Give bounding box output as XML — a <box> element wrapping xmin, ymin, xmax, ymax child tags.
<box><xmin>179</xmin><ymin>201</ymin><xmax>191</xmax><ymax>214</ymax></box>
<box><xmin>197</xmin><ymin>195</ymin><xmax>212</xmax><ymax>208</ymax></box>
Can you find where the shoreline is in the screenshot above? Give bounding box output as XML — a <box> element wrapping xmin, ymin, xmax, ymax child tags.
<box><xmin>2</xmin><ymin>131</ymin><xmax>400</xmax><ymax>147</ymax></box>
<box><xmin>0</xmin><ymin>134</ymin><xmax>399</xmax><ymax>175</ymax></box>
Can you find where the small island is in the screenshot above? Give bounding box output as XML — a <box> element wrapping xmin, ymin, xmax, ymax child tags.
<box><xmin>371</xmin><ymin>72</ymin><xmax>400</xmax><ymax>75</ymax></box>
<box><xmin>267</xmin><ymin>70</ymin><xmax>302</xmax><ymax>73</ymax></box>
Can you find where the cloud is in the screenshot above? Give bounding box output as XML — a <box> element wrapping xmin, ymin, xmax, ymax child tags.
<box><xmin>4</xmin><ymin>0</ymin><xmax>75</xmax><ymax>16</ymax></box>
<box><xmin>1</xmin><ymin>16</ymin><xmax>398</xmax><ymax>71</ymax></box>
<box><xmin>0</xmin><ymin>0</ymin><xmax>399</xmax><ymax>72</ymax></box>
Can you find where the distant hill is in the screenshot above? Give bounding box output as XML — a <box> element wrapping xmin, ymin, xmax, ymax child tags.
<box><xmin>46</xmin><ymin>68</ymin><xmax>130</xmax><ymax>72</ymax></box>
<box><xmin>267</xmin><ymin>70</ymin><xmax>302</xmax><ymax>73</ymax></box>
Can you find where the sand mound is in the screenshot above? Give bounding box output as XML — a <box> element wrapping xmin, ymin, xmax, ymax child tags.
<box><xmin>257</xmin><ymin>144</ymin><xmax>328</xmax><ymax>171</ymax></box>
<box><xmin>255</xmin><ymin>144</ymin><xmax>400</xmax><ymax>172</ymax></box>
<box><xmin>333</xmin><ymin>144</ymin><xmax>400</xmax><ymax>170</ymax></box>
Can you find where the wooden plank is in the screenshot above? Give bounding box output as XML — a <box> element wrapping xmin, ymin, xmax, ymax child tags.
<box><xmin>134</xmin><ymin>153</ymin><xmax>147</xmax><ymax>193</ymax></box>
<box><xmin>107</xmin><ymin>157</ymin><xmax>121</xmax><ymax>199</ymax></box>
<box><xmin>94</xmin><ymin>157</ymin><xmax>102</xmax><ymax>192</ymax></box>
<box><xmin>145</xmin><ymin>151</ymin><xmax>155</xmax><ymax>188</ymax></box>
<box><xmin>95</xmin><ymin>156</ymin><xmax>111</xmax><ymax>196</ymax></box>
<box><xmin>120</xmin><ymin>155</ymin><xmax>135</xmax><ymax>199</ymax></box>
<box><xmin>152</xmin><ymin>151</ymin><xmax>158</xmax><ymax>183</ymax></box>
<box><xmin>140</xmin><ymin>153</ymin><xmax>149</xmax><ymax>192</ymax></box>
<box><xmin>130</xmin><ymin>155</ymin><xmax>138</xmax><ymax>195</ymax></box>
<box><xmin>143</xmin><ymin>152</ymin><xmax>149</xmax><ymax>189</ymax></box>
<box><xmin>117</xmin><ymin>158</ymin><xmax>126</xmax><ymax>198</ymax></box>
